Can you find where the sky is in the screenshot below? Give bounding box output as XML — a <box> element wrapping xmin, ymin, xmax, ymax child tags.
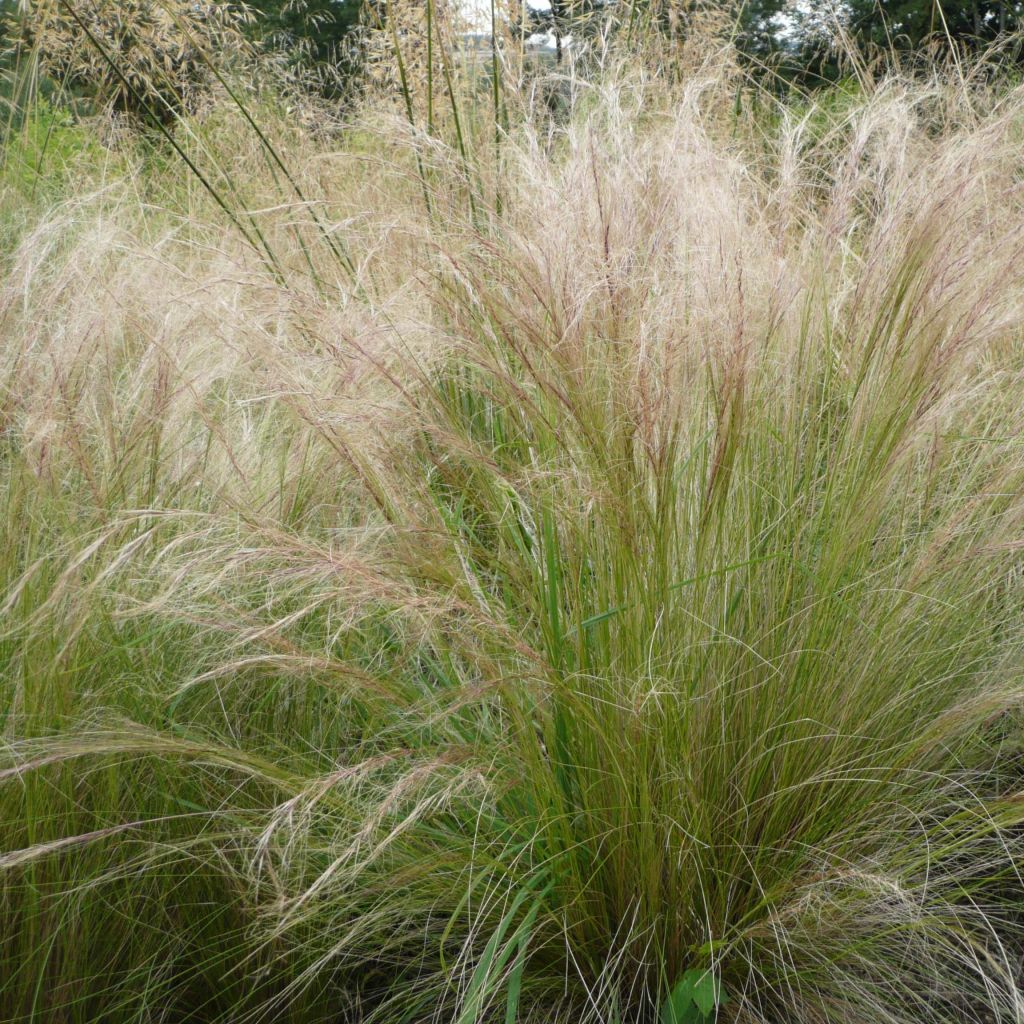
<box><xmin>462</xmin><ymin>0</ymin><xmax>552</xmax><ymax>30</ymax></box>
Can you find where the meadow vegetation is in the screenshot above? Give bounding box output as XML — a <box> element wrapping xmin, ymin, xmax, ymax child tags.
<box><xmin>4</xmin><ymin>5</ymin><xmax>1024</xmax><ymax>1022</ymax></box>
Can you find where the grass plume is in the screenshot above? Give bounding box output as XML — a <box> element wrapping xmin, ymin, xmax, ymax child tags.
<box><xmin>2</xmin><ymin>26</ymin><xmax>1024</xmax><ymax>1024</ymax></box>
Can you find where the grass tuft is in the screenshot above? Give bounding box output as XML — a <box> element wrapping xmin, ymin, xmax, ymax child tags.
<box><xmin>3</xmin><ymin>22</ymin><xmax>1024</xmax><ymax>1024</ymax></box>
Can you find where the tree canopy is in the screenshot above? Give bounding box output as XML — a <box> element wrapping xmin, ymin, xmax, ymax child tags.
<box><xmin>247</xmin><ymin>0</ymin><xmax>362</xmax><ymax>61</ymax></box>
<box><xmin>244</xmin><ymin>0</ymin><xmax>363</xmax><ymax>89</ymax></box>
<box><xmin>517</xmin><ymin>0</ymin><xmax>1024</xmax><ymax>75</ymax></box>
<box><xmin>6</xmin><ymin>0</ymin><xmax>1024</xmax><ymax>114</ymax></box>
<box><xmin>846</xmin><ymin>0</ymin><xmax>1024</xmax><ymax>50</ymax></box>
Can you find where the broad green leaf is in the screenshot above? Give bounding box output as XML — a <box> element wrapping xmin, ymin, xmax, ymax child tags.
<box><xmin>688</xmin><ymin>969</ymin><xmax>724</xmax><ymax>1017</ymax></box>
<box><xmin>660</xmin><ymin>976</ymin><xmax>698</xmax><ymax>1024</ymax></box>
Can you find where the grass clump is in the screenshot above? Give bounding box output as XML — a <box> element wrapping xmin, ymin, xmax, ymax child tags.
<box><xmin>3</xmin><ymin>27</ymin><xmax>1024</xmax><ymax>1024</ymax></box>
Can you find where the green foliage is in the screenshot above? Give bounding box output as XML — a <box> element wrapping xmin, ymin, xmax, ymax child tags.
<box><xmin>519</xmin><ymin>0</ymin><xmax>785</xmax><ymax>56</ymax></box>
<box><xmin>660</xmin><ymin>970</ymin><xmax>725</xmax><ymax>1024</ymax></box>
<box><xmin>246</xmin><ymin>0</ymin><xmax>364</xmax><ymax>91</ymax></box>
<box><xmin>756</xmin><ymin>0</ymin><xmax>1024</xmax><ymax>86</ymax></box>
<box><xmin>1</xmin><ymin>100</ymin><xmax>83</xmax><ymax>193</ymax></box>
<box><xmin>847</xmin><ymin>0</ymin><xmax>1024</xmax><ymax>50</ymax></box>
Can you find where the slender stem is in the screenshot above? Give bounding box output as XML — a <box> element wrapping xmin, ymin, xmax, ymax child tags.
<box><xmin>54</xmin><ymin>0</ymin><xmax>285</xmax><ymax>281</ymax></box>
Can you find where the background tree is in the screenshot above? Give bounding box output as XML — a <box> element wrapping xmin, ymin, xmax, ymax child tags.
<box><xmin>516</xmin><ymin>0</ymin><xmax>791</xmax><ymax>67</ymax></box>
<box><xmin>845</xmin><ymin>0</ymin><xmax>1024</xmax><ymax>52</ymax></box>
<box><xmin>245</xmin><ymin>0</ymin><xmax>363</xmax><ymax>93</ymax></box>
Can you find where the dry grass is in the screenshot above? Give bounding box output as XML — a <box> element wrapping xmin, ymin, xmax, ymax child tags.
<box><xmin>3</xmin><ymin>27</ymin><xmax>1024</xmax><ymax>1024</ymax></box>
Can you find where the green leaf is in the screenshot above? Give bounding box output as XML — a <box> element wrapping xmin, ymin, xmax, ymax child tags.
<box><xmin>660</xmin><ymin>970</ymin><xmax>726</xmax><ymax>1024</ymax></box>
<box><xmin>504</xmin><ymin>931</ymin><xmax>527</xmax><ymax>1024</ymax></box>
<box><xmin>455</xmin><ymin>873</ymin><xmax>552</xmax><ymax>1024</ymax></box>
<box><xmin>660</xmin><ymin>976</ymin><xmax>698</xmax><ymax>1024</ymax></box>
<box><xmin>688</xmin><ymin>969</ymin><xmax>724</xmax><ymax>1017</ymax></box>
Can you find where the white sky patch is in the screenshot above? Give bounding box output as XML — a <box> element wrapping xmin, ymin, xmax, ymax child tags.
<box><xmin>461</xmin><ymin>0</ymin><xmax>551</xmax><ymax>31</ymax></box>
